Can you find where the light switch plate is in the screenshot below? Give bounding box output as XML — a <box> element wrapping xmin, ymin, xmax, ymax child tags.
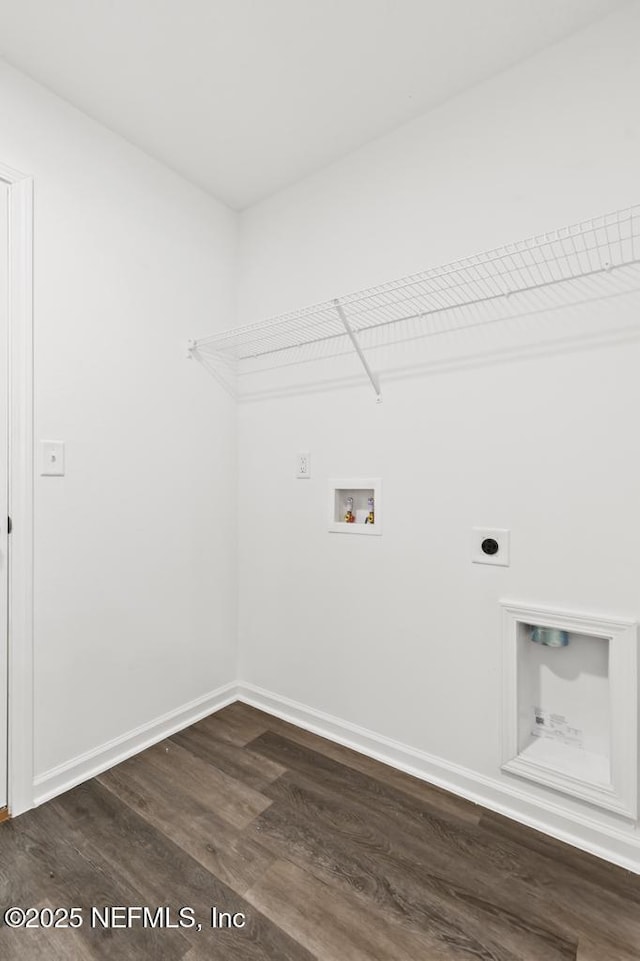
<box><xmin>40</xmin><ymin>440</ymin><xmax>65</xmax><ymax>476</ymax></box>
<box><xmin>472</xmin><ymin>527</ymin><xmax>510</xmax><ymax>566</ymax></box>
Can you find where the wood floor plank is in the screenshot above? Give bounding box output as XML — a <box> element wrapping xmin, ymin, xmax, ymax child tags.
<box><xmin>105</xmin><ymin>739</ymin><xmax>272</xmax><ymax>829</ymax></box>
<box><xmin>47</xmin><ymin>780</ymin><xmax>314</xmax><ymax>961</ymax></box>
<box><xmin>1</xmin><ymin>702</ymin><xmax>638</xmax><ymax>960</ymax></box>
<box><xmin>240</xmin><ymin>702</ymin><xmax>481</xmax><ymax>824</ymax></box>
<box><xmin>98</xmin><ymin>754</ymin><xmax>277</xmax><ymax>896</ymax></box>
<box><xmin>247</xmin><ymin>778</ymin><xmax>574</xmax><ymax>961</ymax></box>
<box><xmin>576</xmin><ymin>935</ymin><xmax>639</xmax><ymax>961</ymax></box>
<box><xmin>248</xmin><ymin>730</ymin><xmax>495</xmax><ymax>857</ymax></box>
<box><xmin>0</xmin><ymin>817</ymin><xmax>53</xmax><ymax>908</ymax></box>
<box><xmin>0</xmin><ymin>928</ymin><xmax>99</xmax><ymax>961</ymax></box>
<box><xmin>245</xmin><ymin>857</ymin><xmax>456</xmax><ymax>961</ymax></box>
<box><xmin>249</xmin><ymin>730</ymin><xmax>640</xmax><ymax>955</ymax></box>
<box><xmin>471</xmin><ymin>813</ymin><xmax>640</xmax><ymax>953</ymax></box>
<box><xmin>478</xmin><ymin>809</ymin><xmax>640</xmax><ymax>905</ymax></box>
<box><xmin>0</xmin><ymin>804</ymin><xmax>190</xmax><ymax>961</ymax></box>
<box><xmin>170</xmin><ymin>724</ymin><xmax>286</xmax><ymax>791</ymax></box>
<box><xmin>197</xmin><ymin>704</ymin><xmax>272</xmax><ymax>747</ymax></box>
<box><xmin>258</xmin><ymin>770</ymin><xmax>579</xmax><ymax>959</ymax></box>
<box><xmin>0</xmin><ymin>902</ymin><xmax>99</xmax><ymax>961</ymax></box>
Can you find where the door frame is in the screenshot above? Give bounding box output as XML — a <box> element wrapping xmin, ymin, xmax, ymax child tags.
<box><xmin>0</xmin><ymin>161</ymin><xmax>34</xmax><ymax>817</ymax></box>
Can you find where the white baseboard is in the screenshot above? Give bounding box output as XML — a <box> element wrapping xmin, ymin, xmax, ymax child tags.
<box><xmin>238</xmin><ymin>681</ymin><xmax>640</xmax><ymax>875</ymax></box>
<box><xmin>33</xmin><ymin>682</ymin><xmax>239</xmax><ymax>806</ymax></box>
<box><xmin>31</xmin><ymin>678</ymin><xmax>640</xmax><ymax>875</ymax></box>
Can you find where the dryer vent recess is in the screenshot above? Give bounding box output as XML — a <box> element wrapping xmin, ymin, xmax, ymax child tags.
<box><xmin>472</xmin><ymin>528</ymin><xmax>510</xmax><ymax>566</ymax></box>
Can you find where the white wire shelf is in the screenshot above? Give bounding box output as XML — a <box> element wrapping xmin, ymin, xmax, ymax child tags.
<box><xmin>189</xmin><ymin>204</ymin><xmax>640</xmax><ymax>400</ymax></box>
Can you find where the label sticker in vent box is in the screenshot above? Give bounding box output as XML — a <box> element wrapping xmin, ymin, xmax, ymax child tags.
<box><xmin>531</xmin><ymin>707</ymin><xmax>583</xmax><ymax>748</ymax></box>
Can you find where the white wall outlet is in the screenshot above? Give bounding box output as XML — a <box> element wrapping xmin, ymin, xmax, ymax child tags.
<box><xmin>472</xmin><ymin>527</ymin><xmax>510</xmax><ymax>566</ymax></box>
<box><xmin>40</xmin><ymin>440</ymin><xmax>65</xmax><ymax>476</ymax></box>
<box><xmin>296</xmin><ymin>450</ymin><xmax>311</xmax><ymax>479</ymax></box>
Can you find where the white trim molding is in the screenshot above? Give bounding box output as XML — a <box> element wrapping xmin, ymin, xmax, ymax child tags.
<box><xmin>0</xmin><ymin>161</ymin><xmax>34</xmax><ymax>817</ymax></box>
<box><xmin>33</xmin><ymin>682</ymin><xmax>238</xmax><ymax>806</ymax></box>
<box><xmin>500</xmin><ymin>602</ymin><xmax>637</xmax><ymax>820</ymax></box>
<box><xmin>238</xmin><ymin>681</ymin><xmax>640</xmax><ymax>874</ymax></box>
<box><xmin>25</xmin><ymin>671</ymin><xmax>640</xmax><ymax>872</ymax></box>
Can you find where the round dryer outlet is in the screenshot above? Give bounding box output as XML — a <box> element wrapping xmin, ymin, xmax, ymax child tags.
<box><xmin>472</xmin><ymin>528</ymin><xmax>510</xmax><ymax>566</ymax></box>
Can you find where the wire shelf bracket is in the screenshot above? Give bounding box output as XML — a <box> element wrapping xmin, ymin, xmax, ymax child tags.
<box><xmin>333</xmin><ymin>298</ymin><xmax>382</xmax><ymax>401</ymax></box>
<box><xmin>188</xmin><ymin>204</ymin><xmax>640</xmax><ymax>401</ymax></box>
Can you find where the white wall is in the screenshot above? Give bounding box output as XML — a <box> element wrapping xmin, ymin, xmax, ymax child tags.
<box><xmin>3</xmin><ymin>0</ymin><xmax>639</xmax><ymax>869</ymax></box>
<box><xmin>0</xmin><ymin>59</ymin><xmax>239</xmax><ymax>786</ymax></box>
<box><xmin>236</xmin><ymin>2</ymin><xmax>640</xmax><ymax>867</ymax></box>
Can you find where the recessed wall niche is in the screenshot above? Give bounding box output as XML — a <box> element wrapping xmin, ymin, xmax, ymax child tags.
<box><xmin>501</xmin><ymin>602</ymin><xmax>637</xmax><ymax>819</ymax></box>
<box><xmin>328</xmin><ymin>478</ymin><xmax>382</xmax><ymax>535</ymax></box>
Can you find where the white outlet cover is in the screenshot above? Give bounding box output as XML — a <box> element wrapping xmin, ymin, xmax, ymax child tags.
<box><xmin>472</xmin><ymin>527</ymin><xmax>510</xmax><ymax>566</ymax></box>
<box><xmin>40</xmin><ymin>440</ymin><xmax>65</xmax><ymax>476</ymax></box>
<box><xmin>296</xmin><ymin>450</ymin><xmax>311</xmax><ymax>479</ymax></box>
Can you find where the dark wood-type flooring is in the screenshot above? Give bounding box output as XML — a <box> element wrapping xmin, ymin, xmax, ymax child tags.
<box><xmin>1</xmin><ymin>702</ymin><xmax>639</xmax><ymax>960</ymax></box>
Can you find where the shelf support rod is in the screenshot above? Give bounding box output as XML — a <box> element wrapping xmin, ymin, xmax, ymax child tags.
<box><xmin>333</xmin><ymin>299</ymin><xmax>382</xmax><ymax>402</ymax></box>
<box><xmin>186</xmin><ymin>339</ymin><xmax>238</xmax><ymax>399</ymax></box>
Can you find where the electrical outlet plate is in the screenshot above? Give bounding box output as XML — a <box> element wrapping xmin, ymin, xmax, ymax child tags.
<box><xmin>296</xmin><ymin>450</ymin><xmax>311</xmax><ymax>479</ymax></box>
<box><xmin>472</xmin><ymin>527</ymin><xmax>510</xmax><ymax>566</ymax></box>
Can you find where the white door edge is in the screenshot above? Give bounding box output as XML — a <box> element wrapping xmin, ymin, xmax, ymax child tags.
<box><xmin>0</xmin><ymin>163</ymin><xmax>34</xmax><ymax>817</ymax></box>
<box><xmin>0</xmin><ymin>180</ymin><xmax>7</xmax><ymax>809</ymax></box>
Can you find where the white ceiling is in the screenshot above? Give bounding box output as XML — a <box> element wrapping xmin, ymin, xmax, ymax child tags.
<box><xmin>0</xmin><ymin>0</ymin><xmax>629</xmax><ymax>210</ymax></box>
